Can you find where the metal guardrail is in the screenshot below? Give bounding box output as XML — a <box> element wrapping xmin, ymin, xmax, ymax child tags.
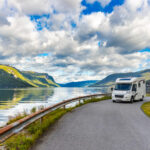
<box><xmin>0</xmin><ymin>93</ymin><xmax>110</xmax><ymax>143</ymax></box>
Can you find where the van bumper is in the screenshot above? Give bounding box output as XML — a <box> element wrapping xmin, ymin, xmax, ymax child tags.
<box><xmin>112</xmin><ymin>97</ymin><xmax>131</xmax><ymax>102</ymax></box>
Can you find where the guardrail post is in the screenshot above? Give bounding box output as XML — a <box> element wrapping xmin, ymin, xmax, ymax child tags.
<box><xmin>40</xmin><ymin>117</ymin><xmax>43</xmax><ymax>124</ymax></box>
<box><xmin>79</xmin><ymin>100</ymin><xmax>81</xmax><ymax>104</ymax></box>
<box><xmin>63</xmin><ymin>105</ymin><xmax>66</xmax><ymax>110</ymax></box>
<box><xmin>83</xmin><ymin>98</ymin><xmax>85</xmax><ymax>103</ymax></box>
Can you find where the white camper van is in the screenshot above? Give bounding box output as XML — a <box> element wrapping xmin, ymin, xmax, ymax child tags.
<box><xmin>112</xmin><ymin>77</ymin><xmax>146</xmax><ymax>103</ymax></box>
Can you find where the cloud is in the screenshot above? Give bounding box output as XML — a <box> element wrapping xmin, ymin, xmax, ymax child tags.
<box><xmin>0</xmin><ymin>14</ymin><xmax>41</xmax><ymax>57</ymax></box>
<box><xmin>76</xmin><ymin>0</ymin><xmax>150</xmax><ymax>54</ymax></box>
<box><xmin>0</xmin><ymin>0</ymin><xmax>150</xmax><ymax>83</ymax></box>
<box><xmin>75</xmin><ymin>12</ymin><xmax>109</xmax><ymax>43</ymax></box>
<box><xmin>86</xmin><ymin>0</ymin><xmax>112</xmax><ymax>7</ymax></box>
<box><xmin>0</xmin><ymin>14</ymin><xmax>10</xmax><ymax>26</ymax></box>
<box><xmin>7</xmin><ymin>0</ymin><xmax>83</xmax><ymax>15</ymax></box>
<box><xmin>125</xmin><ymin>0</ymin><xmax>147</xmax><ymax>11</ymax></box>
<box><xmin>0</xmin><ymin>0</ymin><xmax>11</xmax><ymax>26</ymax></box>
<box><xmin>8</xmin><ymin>0</ymin><xmax>52</xmax><ymax>15</ymax></box>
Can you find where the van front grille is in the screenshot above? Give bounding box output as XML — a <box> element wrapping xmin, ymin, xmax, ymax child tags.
<box><xmin>115</xmin><ymin>95</ymin><xmax>124</xmax><ymax>98</ymax></box>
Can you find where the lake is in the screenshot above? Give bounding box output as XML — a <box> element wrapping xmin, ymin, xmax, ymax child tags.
<box><xmin>0</xmin><ymin>87</ymin><xmax>107</xmax><ymax>127</ymax></box>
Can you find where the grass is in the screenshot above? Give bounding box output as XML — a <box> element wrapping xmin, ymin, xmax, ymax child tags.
<box><xmin>5</xmin><ymin>109</ymin><xmax>68</xmax><ymax>150</ymax></box>
<box><xmin>7</xmin><ymin>111</ymin><xmax>28</xmax><ymax>125</ymax></box>
<box><xmin>4</xmin><ymin>95</ymin><xmax>111</xmax><ymax>150</ymax></box>
<box><xmin>45</xmin><ymin>78</ymin><xmax>60</xmax><ymax>87</ymax></box>
<box><xmin>142</xmin><ymin>72</ymin><xmax>150</xmax><ymax>80</ymax></box>
<box><xmin>146</xmin><ymin>93</ymin><xmax>150</xmax><ymax>97</ymax></box>
<box><xmin>141</xmin><ymin>101</ymin><xmax>150</xmax><ymax>117</ymax></box>
<box><xmin>31</xmin><ymin>107</ymin><xmax>36</xmax><ymax>113</ymax></box>
<box><xmin>32</xmin><ymin>79</ymin><xmax>50</xmax><ymax>87</ymax></box>
<box><xmin>7</xmin><ymin>106</ymin><xmax>42</xmax><ymax>125</ymax></box>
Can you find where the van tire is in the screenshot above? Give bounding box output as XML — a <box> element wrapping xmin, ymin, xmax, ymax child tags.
<box><xmin>112</xmin><ymin>100</ymin><xmax>116</xmax><ymax>103</ymax></box>
<box><xmin>140</xmin><ymin>96</ymin><xmax>144</xmax><ymax>101</ymax></box>
<box><xmin>130</xmin><ymin>97</ymin><xmax>134</xmax><ymax>103</ymax></box>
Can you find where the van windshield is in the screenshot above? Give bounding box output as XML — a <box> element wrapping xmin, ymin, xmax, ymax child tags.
<box><xmin>115</xmin><ymin>83</ymin><xmax>132</xmax><ymax>91</ymax></box>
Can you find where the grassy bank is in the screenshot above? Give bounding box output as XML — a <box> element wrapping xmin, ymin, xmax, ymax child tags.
<box><xmin>141</xmin><ymin>101</ymin><xmax>150</xmax><ymax>117</ymax></box>
<box><xmin>146</xmin><ymin>94</ymin><xmax>150</xmax><ymax>97</ymax></box>
<box><xmin>6</xmin><ymin>107</ymin><xmax>41</xmax><ymax>125</ymax></box>
<box><xmin>3</xmin><ymin>95</ymin><xmax>111</xmax><ymax>150</ymax></box>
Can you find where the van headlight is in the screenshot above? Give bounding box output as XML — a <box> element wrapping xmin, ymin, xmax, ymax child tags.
<box><xmin>125</xmin><ymin>94</ymin><xmax>131</xmax><ymax>98</ymax></box>
<box><xmin>126</xmin><ymin>91</ymin><xmax>130</xmax><ymax>94</ymax></box>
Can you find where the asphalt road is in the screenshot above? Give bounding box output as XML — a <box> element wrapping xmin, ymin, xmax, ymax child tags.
<box><xmin>32</xmin><ymin>97</ymin><xmax>150</xmax><ymax>150</ymax></box>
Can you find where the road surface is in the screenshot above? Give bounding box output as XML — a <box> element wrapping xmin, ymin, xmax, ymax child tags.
<box><xmin>32</xmin><ymin>97</ymin><xmax>150</xmax><ymax>150</ymax></box>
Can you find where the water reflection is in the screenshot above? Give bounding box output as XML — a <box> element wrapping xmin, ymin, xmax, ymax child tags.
<box><xmin>0</xmin><ymin>87</ymin><xmax>106</xmax><ymax>126</ymax></box>
<box><xmin>0</xmin><ymin>88</ymin><xmax>54</xmax><ymax>109</ymax></box>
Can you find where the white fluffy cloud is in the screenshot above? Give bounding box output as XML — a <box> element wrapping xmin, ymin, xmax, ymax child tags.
<box><xmin>0</xmin><ymin>0</ymin><xmax>150</xmax><ymax>83</ymax></box>
<box><xmin>0</xmin><ymin>15</ymin><xmax>41</xmax><ymax>56</ymax></box>
<box><xmin>76</xmin><ymin>0</ymin><xmax>150</xmax><ymax>54</ymax></box>
<box><xmin>8</xmin><ymin>0</ymin><xmax>52</xmax><ymax>15</ymax></box>
<box><xmin>125</xmin><ymin>0</ymin><xmax>148</xmax><ymax>11</ymax></box>
<box><xmin>7</xmin><ymin>0</ymin><xmax>83</xmax><ymax>15</ymax></box>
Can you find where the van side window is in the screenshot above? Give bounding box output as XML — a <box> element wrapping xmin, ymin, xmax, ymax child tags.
<box><xmin>138</xmin><ymin>82</ymin><xmax>141</xmax><ymax>87</ymax></box>
<box><xmin>132</xmin><ymin>84</ymin><xmax>137</xmax><ymax>92</ymax></box>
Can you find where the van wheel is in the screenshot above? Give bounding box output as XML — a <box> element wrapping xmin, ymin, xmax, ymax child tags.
<box><xmin>130</xmin><ymin>97</ymin><xmax>134</xmax><ymax>103</ymax></box>
<box><xmin>140</xmin><ymin>96</ymin><xmax>144</xmax><ymax>101</ymax></box>
<box><xmin>112</xmin><ymin>100</ymin><xmax>116</xmax><ymax>103</ymax></box>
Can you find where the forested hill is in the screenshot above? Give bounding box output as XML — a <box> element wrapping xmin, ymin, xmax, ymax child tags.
<box><xmin>0</xmin><ymin>65</ymin><xmax>59</xmax><ymax>88</ymax></box>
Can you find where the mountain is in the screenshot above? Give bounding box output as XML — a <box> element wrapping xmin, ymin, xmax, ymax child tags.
<box><xmin>59</xmin><ymin>80</ymin><xmax>98</xmax><ymax>87</ymax></box>
<box><xmin>0</xmin><ymin>65</ymin><xmax>59</xmax><ymax>88</ymax></box>
<box><xmin>2</xmin><ymin>64</ymin><xmax>150</xmax><ymax>89</ymax></box>
<box><xmin>90</xmin><ymin>69</ymin><xmax>150</xmax><ymax>87</ymax></box>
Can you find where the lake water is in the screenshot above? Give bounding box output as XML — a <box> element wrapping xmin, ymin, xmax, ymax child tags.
<box><xmin>0</xmin><ymin>87</ymin><xmax>107</xmax><ymax>127</ymax></box>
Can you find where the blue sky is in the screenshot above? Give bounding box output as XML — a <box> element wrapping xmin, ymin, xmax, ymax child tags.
<box><xmin>30</xmin><ymin>14</ymin><xmax>50</xmax><ymax>30</ymax></box>
<box><xmin>139</xmin><ymin>48</ymin><xmax>150</xmax><ymax>53</ymax></box>
<box><xmin>0</xmin><ymin>0</ymin><xmax>150</xmax><ymax>83</ymax></box>
<box><xmin>29</xmin><ymin>0</ymin><xmax>125</xmax><ymax>31</ymax></box>
<box><xmin>81</xmin><ymin>0</ymin><xmax>125</xmax><ymax>14</ymax></box>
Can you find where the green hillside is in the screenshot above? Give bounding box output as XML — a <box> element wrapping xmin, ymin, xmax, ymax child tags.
<box><xmin>90</xmin><ymin>69</ymin><xmax>150</xmax><ymax>87</ymax></box>
<box><xmin>21</xmin><ymin>71</ymin><xmax>59</xmax><ymax>87</ymax></box>
<box><xmin>0</xmin><ymin>65</ymin><xmax>59</xmax><ymax>88</ymax></box>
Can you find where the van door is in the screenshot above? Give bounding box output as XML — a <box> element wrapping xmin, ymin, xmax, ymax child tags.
<box><xmin>140</xmin><ymin>80</ymin><xmax>146</xmax><ymax>98</ymax></box>
<box><xmin>132</xmin><ymin>84</ymin><xmax>138</xmax><ymax>100</ymax></box>
<box><xmin>137</xmin><ymin>82</ymin><xmax>141</xmax><ymax>100</ymax></box>
<box><xmin>138</xmin><ymin>81</ymin><xmax>143</xmax><ymax>99</ymax></box>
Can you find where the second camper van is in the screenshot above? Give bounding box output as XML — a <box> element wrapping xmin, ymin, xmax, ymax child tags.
<box><xmin>112</xmin><ymin>77</ymin><xmax>146</xmax><ymax>103</ymax></box>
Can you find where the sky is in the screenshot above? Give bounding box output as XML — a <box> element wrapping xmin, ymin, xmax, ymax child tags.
<box><xmin>0</xmin><ymin>0</ymin><xmax>150</xmax><ymax>83</ymax></box>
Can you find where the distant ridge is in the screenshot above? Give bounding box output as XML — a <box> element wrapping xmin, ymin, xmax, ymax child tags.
<box><xmin>0</xmin><ymin>64</ymin><xmax>59</xmax><ymax>88</ymax></box>
<box><xmin>90</xmin><ymin>69</ymin><xmax>150</xmax><ymax>87</ymax></box>
<box><xmin>59</xmin><ymin>80</ymin><xmax>98</xmax><ymax>87</ymax></box>
<box><xmin>1</xmin><ymin>64</ymin><xmax>150</xmax><ymax>88</ymax></box>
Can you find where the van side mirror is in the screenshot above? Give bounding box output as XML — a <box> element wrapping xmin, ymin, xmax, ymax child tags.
<box><xmin>111</xmin><ymin>87</ymin><xmax>114</xmax><ymax>91</ymax></box>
